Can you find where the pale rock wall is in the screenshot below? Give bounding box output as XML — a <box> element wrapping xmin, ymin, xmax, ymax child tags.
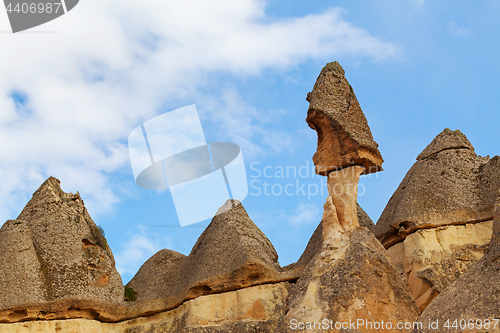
<box><xmin>0</xmin><ymin>282</ymin><xmax>289</xmax><ymax>333</ymax></box>
<box><xmin>386</xmin><ymin>221</ymin><xmax>493</xmax><ymax>311</ymax></box>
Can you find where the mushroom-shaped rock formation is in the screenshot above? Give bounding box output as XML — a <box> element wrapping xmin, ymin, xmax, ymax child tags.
<box><xmin>413</xmin><ymin>196</ymin><xmax>500</xmax><ymax>333</ymax></box>
<box><xmin>374</xmin><ymin>129</ymin><xmax>500</xmax><ymax>311</ymax></box>
<box><xmin>126</xmin><ymin>199</ymin><xmax>285</xmax><ymax>317</ymax></box>
<box><xmin>0</xmin><ymin>177</ymin><xmax>126</xmax><ymax>323</ymax></box>
<box><xmin>276</xmin><ymin>66</ymin><xmax>419</xmax><ymax>331</ymax></box>
<box><xmin>306</xmin><ymin>61</ymin><xmax>383</xmax><ymax>176</ymax></box>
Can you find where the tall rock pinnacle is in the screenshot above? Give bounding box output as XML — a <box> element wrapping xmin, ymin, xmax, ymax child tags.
<box><xmin>306</xmin><ymin>61</ymin><xmax>383</xmax><ymax>175</ymax></box>
<box><xmin>274</xmin><ymin>63</ymin><xmax>419</xmax><ymax>332</ymax></box>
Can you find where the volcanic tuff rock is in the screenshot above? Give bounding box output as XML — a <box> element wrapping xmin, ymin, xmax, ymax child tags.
<box><xmin>0</xmin><ymin>177</ymin><xmax>125</xmax><ymax>323</ymax></box>
<box><xmin>416</xmin><ymin>128</ymin><xmax>474</xmax><ymax>160</ymax></box>
<box><xmin>386</xmin><ymin>221</ymin><xmax>493</xmax><ymax>312</ymax></box>
<box><xmin>275</xmin><ymin>175</ymin><xmax>419</xmax><ymax>332</ymax></box>
<box><xmin>374</xmin><ymin>129</ymin><xmax>500</xmax><ymax>311</ymax></box>
<box><xmin>413</xmin><ymin>196</ymin><xmax>500</xmax><ymax>333</ymax></box>
<box><xmin>357</xmin><ymin>204</ymin><xmax>375</xmax><ymax>232</ymax></box>
<box><xmin>282</xmin><ymin>203</ymin><xmax>375</xmax><ymax>280</ymax></box>
<box><xmin>0</xmin><ymin>282</ymin><xmax>290</xmax><ymax>333</ymax></box>
<box><xmin>3</xmin><ymin>62</ymin><xmax>499</xmax><ymax>333</ymax></box>
<box><xmin>374</xmin><ymin>128</ymin><xmax>499</xmax><ymax>248</ymax></box>
<box><xmin>306</xmin><ymin>61</ymin><xmax>383</xmax><ymax>175</ymax></box>
<box><xmin>126</xmin><ymin>199</ymin><xmax>285</xmax><ymax>316</ymax></box>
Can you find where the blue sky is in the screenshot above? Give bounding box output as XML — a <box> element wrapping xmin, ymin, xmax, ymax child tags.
<box><xmin>0</xmin><ymin>0</ymin><xmax>499</xmax><ymax>283</ymax></box>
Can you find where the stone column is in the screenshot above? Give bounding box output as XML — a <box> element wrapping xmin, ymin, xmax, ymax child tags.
<box><xmin>326</xmin><ymin>165</ymin><xmax>365</xmax><ymax>231</ymax></box>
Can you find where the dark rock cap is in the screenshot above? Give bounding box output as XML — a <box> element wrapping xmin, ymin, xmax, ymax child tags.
<box><xmin>275</xmin><ymin>228</ymin><xmax>420</xmax><ymax>332</ymax></box>
<box><xmin>417</xmin><ymin>128</ymin><xmax>474</xmax><ymax>160</ymax></box>
<box><xmin>306</xmin><ymin>61</ymin><xmax>383</xmax><ymax>175</ymax></box>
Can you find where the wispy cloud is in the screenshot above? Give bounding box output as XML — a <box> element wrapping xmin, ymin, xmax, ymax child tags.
<box><xmin>288</xmin><ymin>203</ymin><xmax>320</xmax><ymax>227</ymax></box>
<box><xmin>448</xmin><ymin>22</ymin><xmax>473</xmax><ymax>38</ymax></box>
<box><xmin>0</xmin><ymin>1</ymin><xmax>398</xmax><ymax>223</ymax></box>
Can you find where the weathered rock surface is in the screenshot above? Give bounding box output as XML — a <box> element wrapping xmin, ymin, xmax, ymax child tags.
<box><xmin>126</xmin><ymin>199</ymin><xmax>284</xmax><ymax>317</ymax></box>
<box><xmin>306</xmin><ymin>61</ymin><xmax>383</xmax><ymax>175</ymax></box>
<box><xmin>374</xmin><ymin>129</ymin><xmax>499</xmax><ymax>248</ymax></box>
<box><xmin>282</xmin><ymin>167</ymin><xmax>375</xmax><ymax>279</ymax></box>
<box><xmin>0</xmin><ymin>282</ymin><xmax>289</xmax><ymax>333</ymax></box>
<box><xmin>374</xmin><ymin>129</ymin><xmax>499</xmax><ymax>313</ymax></box>
<box><xmin>282</xmin><ymin>203</ymin><xmax>375</xmax><ymax>284</ymax></box>
<box><xmin>126</xmin><ymin>249</ymin><xmax>186</xmax><ymax>305</ymax></box>
<box><xmin>276</xmin><ymin>166</ymin><xmax>419</xmax><ymax>332</ymax></box>
<box><xmin>275</xmin><ymin>199</ymin><xmax>419</xmax><ymax>333</ymax></box>
<box><xmin>386</xmin><ymin>220</ymin><xmax>493</xmax><ymax>311</ymax></box>
<box><xmin>416</xmin><ymin>128</ymin><xmax>474</xmax><ymax>160</ymax></box>
<box><xmin>413</xmin><ymin>196</ymin><xmax>500</xmax><ymax>333</ymax></box>
<box><xmin>327</xmin><ymin>166</ymin><xmax>366</xmax><ymax>230</ymax></box>
<box><xmin>0</xmin><ymin>177</ymin><xmax>125</xmax><ymax>323</ymax></box>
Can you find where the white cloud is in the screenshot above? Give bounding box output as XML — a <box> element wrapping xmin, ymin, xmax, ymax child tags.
<box><xmin>448</xmin><ymin>22</ymin><xmax>473</xmax><ymax>38</ymax></box>
<box><xmin>288</xmin><ymin>202</ymin><xmax>319</xmax><ymax>227</ymax></box>
<box><xmin>114</xmin><ymin>226</ymin><xmax>169</xmax><ymax>281</ymax></box>
<box><xmin>200</xmin><ymin>89</ymin><xmax>293</xmax><ymax>159</ymax></box>
<box><xmin>0</xmin><ymin>0</ymin><xmax>398</xmax><ymax>222</ymax></box>
<box><xmin>413</xmin><ymin>0</ymin><xmax>426</xmax><ymax>7</ymax></box>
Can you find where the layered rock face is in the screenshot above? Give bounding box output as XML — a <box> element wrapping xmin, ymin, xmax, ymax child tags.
<box><xmin>413</xmin><ymin>197</ymin><xmax>500</xmax><ymax>333</ymax></box>
<box><xmin>306</xmin><ymin>61</ymin><xmax>383</xmax><ymax>175</ymax></box>
<box><xmin>0</xmin><ymin>282</ymin><xmax>290</xmax><ymax>333</ymax></box>
<box><xmin>0</xmin><ymin>177</ymin><xmax>125</xmax><ymax>323</ymax></box>
<box><xmin>374</xmin><ymin>129</ymin><xmax>500</xmax><ymax>311</ymax></box>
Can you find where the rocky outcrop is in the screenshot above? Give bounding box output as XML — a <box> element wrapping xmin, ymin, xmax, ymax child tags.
<box><xmin>126</xmin><ymin>199</ymin><xmax>285</xmax><ymax>317</ymax></box>
<box><xmin>374</xmin><ymin>129</ymin><xmax>498</xmax><ymax>248</ymax></box>
<box><xmin>275</xmin><ymin>166</ymin><xmax>420</xmax><ymax>332</ymax></box>
<box><xmin>283</xmin><ymin>203</ymin><xmax>375</xmax><ymax>280</ymax></box>
<box><xmin>374</xmin><ymin>129</ymin><xmax>500</xmax><ymax>311</ymax></box>
<box><xmin>126</xmin><ymin>249</ymin><xmax>186</xmax><ymax>305</ymax></box>
<box><xmin>0</xmin><ymin>282</ymin><xmax>289</xmax><ymax>333</ymax></box>
<box><xmin>413</xmin><ymin>196</ymin><xmax>500</xmax><ymax>333</ymax></box>
<box><xmin>274</xmin><ymin>63</ymin><xmax>418</xmax><ymax>332</ymax></box>
<box><xmin>306</xmin><ymin>61</ymin><xmax>383</xmax><ymax>175</ymax></box>
<box><xmin>276</xmin><ymin>227</ymin><xmax>419</xmax><ymax>333</ymax></box>
<box><xmin>0</xmin><ymin>177</ymin><xmax>125</xmax><ymax>323</ymax></box>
